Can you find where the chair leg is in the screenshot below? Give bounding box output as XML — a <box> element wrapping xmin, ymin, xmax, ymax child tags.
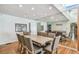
<box><xmin>21</xmin><ymin>48</ymin><xmax>29</xmax><ymax>54</ymax></box>
<box><xmin>52</xmin><ymin>49</ymin><xmax>58</xmax><ymax>54</ymax></box>
<box><xmin>16</xmin><ymin>43</ymin><xmax>21</xmax><ymax>53</ymax></box>
<box><xmin>55</xmin><ymin>49</ymin><xmax>58</xmax><ymax>54</ymax></box>
<box><xmin>21</xmin><ymin>48</ymin><xmax>26</xmax><ymax>54</ymax></box>
<box><xmin>20</xmin><ymin>45</ymin><xmax>23</xmax><ymax>53</ymax></box>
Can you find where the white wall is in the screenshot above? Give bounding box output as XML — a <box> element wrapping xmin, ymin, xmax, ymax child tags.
<box><xmin>0</xmin><ymin>14</ymin><xmax>38</xmax><ymax>45</ymax></box>
<box><xmin>51</xmin><ymin>22</ymin><xmax>66</xmax><ymax>31</ymax></box>
<box><xmin>30</xmin><ymin>22</ymin><xmax>37</xmax><ymax>35</ymax></box>
<box><xmin>51</xmin><ymin>21</ymin><xmax>70</xmax><ymax>36</ymax></box>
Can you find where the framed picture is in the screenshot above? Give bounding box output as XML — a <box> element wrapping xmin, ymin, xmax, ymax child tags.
<box><xmin>15</xmin><ymin>23</ymin><xmax>27</xmax><ymax>32</ymax></box>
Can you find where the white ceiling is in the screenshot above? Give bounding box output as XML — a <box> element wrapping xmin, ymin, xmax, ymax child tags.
<box><xmin>0</xmin><ymin>4</ymin><xmax>69</xmax><ymax>22</ymax></box>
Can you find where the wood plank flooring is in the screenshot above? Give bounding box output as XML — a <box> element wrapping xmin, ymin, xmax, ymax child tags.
<box><xmin>0</xmin><ymin>38</ymin><xmax>79</xmax><ymax>54</ymax></box>
<box><xmin>0</xmin><ymin>42</ymin><xmax>18</xmax><ymax>54</ymax></box>
<box><xmin>58</xmin><ymin>38</ymin><xmax>79</xmax><ymax>54</ymax></box>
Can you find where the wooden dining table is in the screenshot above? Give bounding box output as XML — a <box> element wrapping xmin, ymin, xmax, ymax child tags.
<box><xmin>24</xmin><ymin>35</ymin><xmax>54</xmax><ymax>47</ymax></box>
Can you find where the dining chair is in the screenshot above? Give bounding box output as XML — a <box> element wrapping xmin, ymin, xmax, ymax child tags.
<box><xmin>16</xmin><ymin>33</ymin><xmax>25</xmax><ymax>53</ymax></box>
<box><xmin>16</xmin><ymin>32</ymin><xmax>23</xmax><ymax>35</ymax></box>
<box><xmin>38</xmin><ymin>32</ymin><xmax>47</xmax><ymax>37</ymax></box>
<box><xmin>23</xmin><ymin>37</ymin><xmax>43</xmax><ymax>54</ymax></box>
<box><xmin>23</xmin><ymin>32</ymin><xmax>30</xmax><ymax>35</ymax></box>
<box><xmin>48</xmin><ymin>33</ymin><xmax>56</xmax><ymax>38</ymax></box>
<box><xmin>44</xmin><ymin>35</ymin><xmax>61</xmax><ymax>54</ymax></box>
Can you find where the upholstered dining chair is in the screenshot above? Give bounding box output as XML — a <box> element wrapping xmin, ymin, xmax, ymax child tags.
<box><xmin>44</xmin><ymin>35</ymin><xmax>61</xmax><ymax>54</ymax></box>
<box><xmin>16</xmin><ymin>33</ymin><xmax>23</xmax><ymax>53</ymax></box>
<box><xmin>16</xmin><ymin>33</ymin><xmax>27</xmax><ymax>54</ymax></box>
<box><xmin>23</xmin><ymin>37</ymin><xmax>43</xmax><ymax>54</ymax></box>
<box><xmin>23</xmin><ymin>32</ymin><xmax>30</xmax><ymax>35</ymax></box>
<box><xmin>48</xmin><ymin>33</ymin><xmax>56</xmax><ymax>38</ymax></box>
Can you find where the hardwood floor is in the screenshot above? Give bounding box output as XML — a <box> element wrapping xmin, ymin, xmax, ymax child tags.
<box><xmin>0</xmin><ymin>42</ymin><xmax>18</xmax><ymax>54</ymax></box>
<box><xmin>0</xmin><ymin>38</ymin><xmax>79</xmax><ymax>54</ymax></box>
<box><xmin>60</xmin><ymin>38</ymin><xmax>77</xmax><ymax>49</ymax></box>
<box><xmin>58</xmin><ymin>38</ymin><xmax>79</xmax><ymax>54</ymax></box>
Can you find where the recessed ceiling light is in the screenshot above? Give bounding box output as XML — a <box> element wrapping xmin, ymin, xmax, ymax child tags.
<box><xmin>19</xmin><ymin>4</ymin><xmax>23</xmax><ymax>7</ymax></box>
<box><xmin>32</xmin><ymin>7</ymin><xmax>35</xmax><ymax>10</ymax></box>
<box><xmin>49</xmin><ymin>6</ymin><xmax>52</xmax><ymax>10</ymax></box>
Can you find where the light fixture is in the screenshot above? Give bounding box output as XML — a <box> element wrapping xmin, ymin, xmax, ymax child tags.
<box><xmin>19</xmin><ymin>4</ymin><xmax>23</xmax><ymax>7</ymax></box>
<box><xmin>49</xmin><ymin>6</ymin><xmax>52</xmax><ymax>10</ymax></box>
<box><xmin>31</xmin><ymin>7</ymin><xmax>35</xmax><ymax>10</ymax></box>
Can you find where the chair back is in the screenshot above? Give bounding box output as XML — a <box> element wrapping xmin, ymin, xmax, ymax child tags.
<box><xmin>16</xmin><ymin>33</ymin><xmax>24</xmax><ymax>45</ymax></box>
<box><xmin>16</xmin><ymin>32</ymin><xmax>23</xmax><ymax>35</ymax></box>
<box><xmin>52</xmin><ymin>35</ymin><xmax>61</xmax><ymax>50</ymax></box>
<box><xmin>23</xmin><ymin>37</ymin><xmax>34</xmax><ymax>53</ymax></box>
<box><xmin>48</xmin><ymin>33</ymin><xmax>55</xmax><ymax>38</ymax></box>
<box><xmin>23</xmin><ymin>32</ymin><xmax>30</xmax><ymax>35</ymax></box>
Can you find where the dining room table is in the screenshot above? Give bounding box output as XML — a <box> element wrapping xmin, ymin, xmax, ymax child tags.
<box><xmin>24</xmin><ymin>35</ymin><xmax>54</xmax><ymax>47</ymax></box>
